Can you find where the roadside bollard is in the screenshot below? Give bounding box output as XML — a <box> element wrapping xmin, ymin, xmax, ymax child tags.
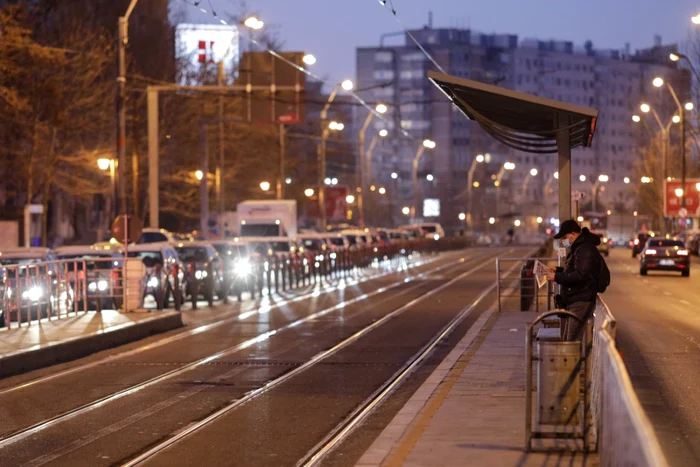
<box><xmin>172</xmin><ymin>264</ymin><xmax>182</xmax><ymax>312</ymax></box>
<box><xmin>188</xmin><ymin>263</ymin><xmax>198</xmax><ymax>310</ymax></box>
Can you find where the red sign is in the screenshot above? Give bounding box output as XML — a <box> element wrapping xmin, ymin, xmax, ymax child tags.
<box><xmin>664</xmin><ymin>178</ymin><xmax>700</xmax><ymax>217</ymax></box>
<box><xmin>307</xmin><ymin>185</ymin><xmax>349</xmax><ymax>220</ymax></box>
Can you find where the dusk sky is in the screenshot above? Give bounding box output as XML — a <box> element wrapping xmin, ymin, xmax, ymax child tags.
<box><xmin>182</xmin><ymin>0</ymin><xmax>700</xmax><ymax>85</ymax></box>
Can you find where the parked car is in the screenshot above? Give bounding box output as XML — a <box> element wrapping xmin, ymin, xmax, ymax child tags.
<box><xmin>136</xmin><ymin>228</ymin><xmax>179</xmax><ymax>245</ymax></box>
<box><xmin>124</xmin><ymin>243</ymin><xmax>186</xmax><ymax>306</ymax></box>
<box><xmin>175</xmin><ymin>242</ymin><xmax>224</xmax><ymax>301</ymax></box>
<box><xmin>639</xmin><ymin>238</ymin><xmax>690</xmax><ymax>277</ymax></box>
<box><xmin>55</xmin><ymin>245</ymin><xmax>121</xmax><ymax>310</ymax></box>
<box><xmin>210</xmin><ymin>239</ymin><xmax>256</xmax><ymax>297</ymax></box>
<box><xmin>0</xmin><ymin>248</ymin><xmax>71</xmax><ymax>321</ymax></box>
<box><xmin>590</xmin><ymin>230</ymin><xmax>611</xmax><ymax>257</ymax></box>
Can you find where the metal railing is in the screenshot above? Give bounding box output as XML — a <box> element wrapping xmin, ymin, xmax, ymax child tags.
<box><xmin>0</xmin><ymin>237</ymin><xmax>472</xmax><ymax>330</ymax></box>
<box><xmin>590</xmin><ymin>298</ymin><xmax>668</xmax><ymax>466</ymax></box>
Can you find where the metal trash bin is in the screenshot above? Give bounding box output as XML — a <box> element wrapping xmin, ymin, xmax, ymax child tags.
<box><xmin>537</xmin><ymin>331</ymin><xmax>581</xmax><ymax>425</ymax></box>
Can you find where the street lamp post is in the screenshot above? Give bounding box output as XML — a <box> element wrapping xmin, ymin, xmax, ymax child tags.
<box><xmin>358</xmin><ymin>104</ymin><xmax>387</xmax><ymax>227</ymax></box>
<box><xmin>116</xmin><ymin>0</ymin><xmax>141</xmax><ymax>215</ymax></box>
<box><xmin>636</xmin><ymin>104</ymin><xmax>677</xmax><ymax>181</ymax></box>
<box><xmin>365</xmin><ymin>129</ymin><xmax>388</xmax><ymax>227</ymax></box>
<box><xmin>319</xmin><ymin>121</ymin><xmax>344</xmax><ymax>231</ymax></box>
<box><xmin>653</xmin><ymin>77</ymin><xmax>692</xmax><ymax>209</ymax></box>
<box><xmin>591</xmin><ymin>174</ymin><xmax>609</xmax><ymax>212</ymax></box>
<box><xmin>521</xmin><ymin>168</ymin><xmax>538</xmax><ymax>201</ymax></box>
<box><xmin>412</xmin><ymin>139</ymin><xmax>436</xmax><ymax>220</ymax></box>
<box><xmin>466</xmin><ymin>154</ymin><xmax>484</xmax><ymax>230</ymax></box>
<box><xmin>97</xmin><ymin>158</ymin><xmax>116</xmax><ymax>238</ymax></box>
<box><xmin>495</xmin><ymin>162</ymin><xmax>516</xmax><ymax>219</ymax></box>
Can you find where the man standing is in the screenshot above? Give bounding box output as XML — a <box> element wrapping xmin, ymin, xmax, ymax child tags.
<box><xmin>547</xmin><ymin>219</ymin><xmax>602</xmax><ymax>340</ymax></box>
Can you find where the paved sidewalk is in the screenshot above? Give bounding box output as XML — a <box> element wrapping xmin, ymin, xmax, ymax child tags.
<box><xmin>0</xmin><ymin>310</ymin><xmax>182</xmax><ymax>378</ymax></box>
<box><xmin>357</xmin><ymin>311</ymin><xmax>599</xmax><ymax>467</ymax></box>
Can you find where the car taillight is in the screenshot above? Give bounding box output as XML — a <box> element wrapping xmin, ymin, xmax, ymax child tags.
<box><xmin>608</xmin><ymin>240</ymin><xmax>613</xmax><ymax>245</ymax></box>
<box><xmin>645</xmin><ymin>249</ymin><xmax>657</xmax><ymax>255</ymax></box>
<box><xmin>678</xmin><ymin>250</ymin><xmax>689</xmax><ymax>256</ymax></box>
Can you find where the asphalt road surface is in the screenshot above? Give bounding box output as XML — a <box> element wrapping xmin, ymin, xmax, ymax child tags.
<box><xmin>0</xmin><ymin>246</ymin><xmax>531</xmax><ymax>467</ymax></box>
<box><xmin>603</xmin><ymin>248</ymin><xmax>700</xmax><ymax>467</ymax></box>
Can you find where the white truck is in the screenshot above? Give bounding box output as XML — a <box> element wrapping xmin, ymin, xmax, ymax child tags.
<box><xmin>236</xmin><ymin>200</ymin><xmax>297</xmax><ymax>238</ymax></box>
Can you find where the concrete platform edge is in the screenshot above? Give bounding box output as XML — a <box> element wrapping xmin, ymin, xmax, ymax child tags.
<box><xmin>356</xmin><ymin>304</ymin><xmax>498</xmax><ymax>466</ymax></box>
<box><xmin>0</xmin><ymin>312</ymin><xmax>183</xmax><ymax>379</ymax></box>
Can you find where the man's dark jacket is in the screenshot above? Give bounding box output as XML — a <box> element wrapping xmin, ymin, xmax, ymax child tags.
<box><xmin>555</xmin><ymin>228</ymin><xmax>601</xmax><ymax>305</ymax></box>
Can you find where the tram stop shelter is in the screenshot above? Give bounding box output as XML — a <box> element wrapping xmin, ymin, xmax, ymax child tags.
<box><xmin>428</xmin><ymin>71</ymin><xmax>599</xmax><ymax>223</ymax></box>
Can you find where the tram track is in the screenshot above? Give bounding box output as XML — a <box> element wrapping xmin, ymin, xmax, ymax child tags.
<box><xmin>0</xmin><ymin>249</ymin><xmax>496</xmax><ymax>454</ymax></box>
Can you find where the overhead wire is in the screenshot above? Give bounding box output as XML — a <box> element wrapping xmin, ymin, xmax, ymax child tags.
<box><xmin>179</xmin><ymin>0</ymin><xmax>414</xmax><ymax>141</ymax></box>
<box><xmin>375</xmin><ymin>0</ymin><xmax>447</xmax><ymax>74</ymax></box>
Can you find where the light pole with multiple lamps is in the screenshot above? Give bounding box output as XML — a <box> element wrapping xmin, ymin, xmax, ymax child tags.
<box><xmin>319</xmin><ymin>120</ymin><xmax>344</xmax><ymax>231</ymax></box>
<box><xmin>652</xmin><ymin>76</ymin><xmax>693</xmax><ymax>210</ymax></box>
<box><xmin>358</xmin><ymin>103</ymin><xmax>388</xmax><ymax>227</ymax></box>
<box><xmin>97</xmin><ymin>158</ymin><xmax>116</xmax><ymax>238</ymax></box>
<box><xmin>411</xmin><ymin>139</ymin><xmax>436</xmax><ymax>220</ymax></box>
<box><xmin>466</xmin><ymin>154</ymin><xmax>484</xmax><ymax>230</ymax></box>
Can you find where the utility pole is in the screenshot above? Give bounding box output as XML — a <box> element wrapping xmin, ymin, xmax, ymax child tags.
<box><xmin>217</xmin><ymin>61</ymin><xmax>225</xmax><ymax>239</ymax></box>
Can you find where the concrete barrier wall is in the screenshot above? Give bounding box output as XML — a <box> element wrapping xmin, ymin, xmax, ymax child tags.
<box><xmin>592</xmin><ymin>298</ymin><xmax>668</xmax><ymax>467</ymax></box>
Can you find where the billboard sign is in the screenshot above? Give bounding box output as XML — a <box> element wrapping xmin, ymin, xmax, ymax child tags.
<box><xmin>663</xmin><ymin>178</ymin><xmax>700</xmax><ymax>217</ymax></box>
<box><xmin>175</xmin><ymin>24</ymin><xmax>240</xmax><ymax>84</ymax></box>
<box><xmin>307</xmin><ymin>186</ymin><xmax>349</xmax><ymax>220</ymax></box>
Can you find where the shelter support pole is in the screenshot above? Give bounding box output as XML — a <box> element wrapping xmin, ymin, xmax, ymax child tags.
<box><xmin>556</xmin><ymin>113</ymin><xmax>572</xmax><ymax>222</ymax></box>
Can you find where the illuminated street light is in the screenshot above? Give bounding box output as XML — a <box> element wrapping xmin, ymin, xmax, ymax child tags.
<box><xmin>632</xmin><ymin>115</ymin><xmax>641</xmax><ymax>123</ymax></box>
<box><xmin>402</xmin><ymin>206</ymin><xmax>410</xmax><ymax>216</ymax></box>
<box><xmin>473</xmin><ymin>181</ymin><xmax>480</xmax><ymax>188</ymax></box>
<box><xmin>378</xmin><ymin>187</ymin><xmax>386</xmax><ymax>195</ymax></box>
<box><xmin>324</xmin><ymin>177</ymin><xmax>332</xmax><ymax>185</ymax></box>
<box><xmin>529</xmin><ymin>168</ymin><xmax>538</xmax><ymax>177</ymax></box>
<box><xmin>579</xmin><ymin>175</ymin><xmax>587</xmax><ymax>182</ymax></box>
<box><xmin>379</xmin><ymin>129</ymin><xmax>388</xmax><ymax>137</ymax></box>
<box><xmin>260</xmin><ymin>181</ymin><xmax>271</xmax><ymax>191</ymax></box>
<box><xmin>391</xmin><ymin>172</ymin><xmax>398</xmax><ymax>179</ymax></box>
<box><xmin>422</xmin><ymin>139</ymin><xmax>436</xmax><ymax>149</ymax></box>
<box><xmin>640</xmin><ymin>103</ymin><xmax>651</xmax><ymax>113</ymax></box>
<box><xmin>244</xmin><ymin>16</ymin><xmax>264</xmax><ymax>30</ymax></box>
<box><xmin>686</xmin><ymin>102</ymin><xmax>694</xmax><ymax>111</ymax></box>
<box><xmin>489</xmin><ymin>217</ymin><xmax>496</xmax><ymax>225</ymax></box>
<box><xmin>598</xmin><ymin>174</ymin><xmax>609</xmax><ymax>182</ymax></box>
<box><xmin>634</xmin><ymin>211</ymin><xmax>638</xmax><ymax>216</ymax></box>
<box><xmin>346</xmin><ymin>194</ymin><xmax>355</xmax><ymax>203</ymax></box>
<box><xmin>376</xmin><ymin>103</ymin><xmax>388</xmax><ymax>114</ymax></box>
<box><xmin>331</xmin><ymin>177</ymin><xmax>338</xmax><ymax>185</ymax></box>
<box><xmin>370</xmin><ymin>185</ymin><xmax>376</xmax><ymax>191</ymax></box>
<box><xmin>607</xmin><ymin>210</ymin><xmax>612</xmax><ymax>215</ymax></box>
<box><xmin>577</xmin><ymin>216</ymin><xmax>584</xmax><ymax>222</ymax></box>
<box><xmin>670</xmin><ymin>53</ymin><xmax>681</xmax><ymax>61</ymax></box>
<box><xmin>426</xmin><ymin>174</ymin><xmax>434</xmax><ymax>181</ymax></box>
<box><xmin>458</xmin><ymin>213</ymin><xmax>466</xmax><ymax>221</ymax></box>
<box><xmin>341</xmin><ymin>79</ymin><xmax>354</xmax><ymax>91</ymax></box>
<box><xmin>504</xmin><ymin>162</ymin><xmax>516</xmax><ymax>170</ymax></box>
<box><xmin>641</xmin><ymin>176</ymin><xmax>652</xmax><ymax>184</ymax></box>
<box><xmin>328</xmin><ymin>121</ymin><xmax>345</xmax><ymax>131</ymax></box>
<box><xmin>476</xmin><ymin>154</ymin><xmax>485</xmax><ymax>163</ymax></box>
<box><xmin>554</xmin><ymin>172</ymin><xmax>559</xmax><ymax>179</ymax></box>
<box><xmin>675</xmin><ymin>188</ymin><xmax>684</xmax><ymax>197</ymax></box>
<box><xmin>304</xmin><ymin>188</ymin><xmax>314</xmax><ymax>197</ymax></box>
<box><xmin>302</xmin><ymin>54</ymin><xmax>316</xmax><ymax>65</ymax></box>
<box><xmin>652</xmin><ymin>77</ymin><xmax>664</xmax><ymax>88</ymax></box>
<box><xmin>624</xmin><ymin>177</ymin><xmax>630</xmax><ymax>184</ymax></box>
<box><xmin>536</xmin><ymin>217</ymin><xmax>543</xmax><ymax>224</ymax></box>
<box><xmin>673</xmin><ymin>115</ymin><xmax>681</xmax><ymax>123</ymax></box>
<box><xmin>195</xmin><ymin>170</ymin><xmax>204</xmax><ymax>181</ymax></box>
<box><xmin>693</xmin><ymin>14</ymin><xmax>700</xmax><ymax>25</ymax></box>
<box><xmin>97</xmin><ymin>158</ymin><xmax>111</xmax><ymax>171</ymax></box>
<box><xmin>285</xmin><ymin>177</ymin><xmax>292</xmax><ymax>185</ymax></box>
<box><xmin>514</xmin><ymin>219</ymin><xmax>521</xmax><ymax>227</ymax></box>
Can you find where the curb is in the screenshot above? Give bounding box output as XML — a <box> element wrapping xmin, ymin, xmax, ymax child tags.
<box><xmin>0</xmin><ymin>313</ymin><xmax>183</xmax><ymax>379</ymax></box>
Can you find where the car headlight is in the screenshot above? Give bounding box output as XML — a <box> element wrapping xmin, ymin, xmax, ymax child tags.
<box><xmin>315</xmin><ymin>254</ymin><xmax>324</xmax><ymax>261</ymax></box>
<box><xmin>330</xmin><ymin>252</ymin><xmax>337</xmax><ymax>260</ymax></box>
<box><xmin>194</xmin><ymin>270</ymin><xmax>208</xmax><ymax>280</ymax></box>
<box><xmin>434</xmin><ymin>234</ymin><xmax>440</xmax><ymax>241</ymax></box>
<box><xmin>22</xmin><ymin>286</ymin><xmax>43</xmax><ymax>302</ymax></box>
<box><xmin>147</xmin><ymin>276</ymin><xmax>159</xmax><ymax>288</ymax></box>
<box><xmin>88</xmin><ymin>281</ymin><xmax>97</xmax><ymax>292</ymax></box>
<box><xmin>234</xmin><ymin>259</ymin><xmax>252</xmax><ymax>276</ymax></box>
<box><xmin>6</xmin><ymin>287</ymin><xmax>12</xmax><ymax>298</ymax></box>
<box><xmin>97</xmin><ymin>280</ymin><xmax>108</xmax><ymax>291</ymax></box>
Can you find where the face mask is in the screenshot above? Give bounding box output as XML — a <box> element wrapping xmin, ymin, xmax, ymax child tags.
<box><xmin>561</xmin><ymin>237</ymin><xmax>572</xmax><ymax>248</ymax></box>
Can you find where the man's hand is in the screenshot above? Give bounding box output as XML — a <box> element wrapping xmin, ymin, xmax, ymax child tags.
<box><xmin>546</xmin><ymin>271</ymin><xmax>556</xmax><ymax>282</ymax></box>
